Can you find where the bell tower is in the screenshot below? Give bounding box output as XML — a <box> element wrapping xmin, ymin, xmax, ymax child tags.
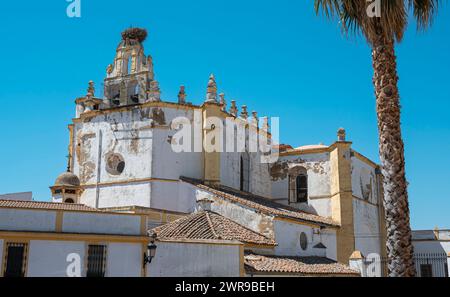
<box><xmin>104</xmin><ymin>27</ymin><xmax>160</xmax><ymax>107</ymax></box>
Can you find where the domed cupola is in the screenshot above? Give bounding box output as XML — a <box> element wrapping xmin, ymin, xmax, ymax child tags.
<box><xmin>50</xmin><ymin>170</ymin><xmax>82</xmax><ymax>203</ymax></box>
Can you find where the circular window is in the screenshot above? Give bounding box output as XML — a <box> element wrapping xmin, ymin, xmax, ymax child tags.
<box><xmin>300</xmin><ymin>232</ymin><xmax>308</xmax><ymax>251</ymax></box>
<box><xmin>105</xmin><ymin>153</ymin><xmax>125</xmax><ymax>175</ymax></box>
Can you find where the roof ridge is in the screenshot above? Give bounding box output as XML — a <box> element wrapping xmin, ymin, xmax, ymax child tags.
<box><xmin>209</xmin><ymin>211</ymin><xmax>273</xmax><ymax>241</ymax></box>
<box><xmin>0</xmin><ymin>199</ymin><xmax>91</xmax><ymax>207</ymax></box>
<box><xmin>204</xmin><ymin>211</ymin><xmax>221</xmax><ymax>239</ymax></box>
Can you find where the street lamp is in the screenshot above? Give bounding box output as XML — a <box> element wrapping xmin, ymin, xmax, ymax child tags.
<box><xmin>143</xmin><ymin>232</ymin><xmax>157</xmax><ymax>268</ymax></box>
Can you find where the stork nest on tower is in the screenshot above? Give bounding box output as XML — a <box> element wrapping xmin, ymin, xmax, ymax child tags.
<box><xmin>121</xmin><ymin>27</ymin><xmax>147</xmax><ymax>42</ymax></box>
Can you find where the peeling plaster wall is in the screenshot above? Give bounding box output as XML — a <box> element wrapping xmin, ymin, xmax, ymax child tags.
<box><xmin>270</xmin><ymin>153</ymin><xmax>331</xmax><ymax>218</ymax></box>
<box><xmin>272</xmin><ymin>220</ymin><xmax>337</xmax><ymax>260</ymax></box>
<box><xmin>75</xmin><ymin>106</ymin><xmax>202</xmax><ymax>209</ymax></box>
<box><xmin>353</xmin><ymin>199</ymin><xmax>381</xmax><ymax>256</ymax></box>
<box><xmin>351</xmin><ymin>157</ymin><xmax>379</xmax><ymax>204</ymax></box>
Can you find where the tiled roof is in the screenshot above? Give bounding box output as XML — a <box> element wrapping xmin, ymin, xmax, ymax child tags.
<box><xmin>152</xmin><ymin>210</ymin><xmax>276</xmax><ymax>246</ymax></box>
<box><xmin>180</xmin><ymin>177</ymin><xmax>338</xmax><ymax>227</ymax></box>
<box><xmin>0</xmin><ymin>199</ymin><xmax>100</xmax><ymax>212</ymax></box>
<box><xmin>244</xmin><ymin>253</ymin><xmax>359</xmax><ymax>276</ymax></box>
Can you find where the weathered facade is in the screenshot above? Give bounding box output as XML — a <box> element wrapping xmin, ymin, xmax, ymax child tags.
<box><xmin>2</xmin><ymin>28</ymin><xmax>390</xmax><ymax>277</ymax></box>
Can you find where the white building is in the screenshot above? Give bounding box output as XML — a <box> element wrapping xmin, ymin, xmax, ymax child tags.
<box><xmin>2</xmin><ymin>27</ymin><xmax>392</xmax><ymax>277</ymax></box>
<box><xmin>411</xmin><ymin>229</ymin><xmax>450</xmax><ymax>277</ymax></box>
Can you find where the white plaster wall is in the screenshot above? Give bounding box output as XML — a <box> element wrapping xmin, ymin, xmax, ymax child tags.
<box><xmin>308</xmin><ymin>198</ymin><xmax>332</xmax><ymax>218</ymax></box>
<box><xmin>271</xmin><ymin>153</ymin><xmax>331</xmax><ymax>218</ymax></box>
<box><xmin>152</xmin><ymin>128</ymin><xmax>203</xmax><ymax>181</ymax></box>
<box><xmin>273</xmin><ymin>220</ymin><xmax>337</xmax><ymax>260</ymax></box>
<box><xmin>351</xmin><ymin>157</ymin><xmax>379</xmax><ymax>204</ymax></box>
<box><xmin>353</xmin><ymin>199</ymin><xmax>381</xmax><ymax>256</ymax></box>
<box><xmin>148</xmin><ymin>241</ymin><xmax>241</xmax><ymax>277</ymax></box>
<box><xmin>250</xmin><ymin>152</ymin><xmax>271</xmax><ymax>197</ymax></box>
<box><xmin>74</xmin><ymin>106</ymin><xmax>202</xmax><ymax>210</ymax></box>
<box><xmin>272</xmin><ymin>153</ymin><xmax>331</xmax><ymax>197</ymax></box>
<box><xmin>96</xmin><ymin>182</ymin><xmax>151</xmax><ymax>208</ymax></box>
<box><xmin>220</xmin><ymin>152</ymin><xmax>241</xmax><ymax>190</ymax></box>
<box><xmin>106</xmin><ymin>242</ymin><xmax>142</xmax><ymax>277</ymax></box>
<box><xmin>150</xmin><ymin>181</ymin><xmax>196</xmax><ymax>213</ymax></box>
<box><xmin>27</xmin><ymin>240</ymin><xmax>86</xmax><ymax>277</ymax></box>
<box><xmin>0</xmin><ymin>209</ymin><xmax>56</xmax><ymax>232</ymax></box>
<box><xmin>62</xmin><ymin>212</ymin><xmax>141</xmax><ymax>235</ymax></box>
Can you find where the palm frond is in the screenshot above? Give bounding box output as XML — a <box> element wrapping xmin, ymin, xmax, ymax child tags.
<box><xmin>409</xmin><ymin>0</ymin><xmax>441</xmax><ymax>30</ymax></box>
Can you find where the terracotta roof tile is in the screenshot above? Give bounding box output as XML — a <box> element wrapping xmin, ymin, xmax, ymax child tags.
<box><xmin>152</xmin><ymin>210</ymin><xmax>276</xmax><ymax>246</ymax></box>
<box><xmin>0</xmin><ymin>199</ymin><xmax>100</xmax><ymax>212</ymax></box>
<box><xmin>244</xmin><ymin>253</ymin><xmax>359</xmax><ymax>276</ymax></box>
<box><xmin>180</xmin><ymin>177</ymin><xmax>338</xmax><ymax>227</ymax></box>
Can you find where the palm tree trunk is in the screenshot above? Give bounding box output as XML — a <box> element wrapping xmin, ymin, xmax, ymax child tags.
<box><xmin>372</xmin><ymin>35</ymin><xmax>416</xmax><ymax>277</ymax></box>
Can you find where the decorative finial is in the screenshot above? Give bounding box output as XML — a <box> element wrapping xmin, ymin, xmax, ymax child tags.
<box><xmin>261</xmin><ymin>116</ymin><xmax>269</xmax><ymax>132</ymax></box>
<box><xmin>241</xmin><ymin>105</ymin><xmax>248</xmax><ymax>119</ymax></box>
<box><xmin>251</xmin><ymin>111</ymin><xmax>258</xmax><ymax>126</ymax></box>
<box><xmin>230</xmin><ymin>100</ymin><xmax>237</xmax><ymax>116</ymax></box>
<box><xmin>219</xmin><ymin>93</ymin><xmax>226</xmax><ymax>111</ymax></box>
<box><xmin>149</xmin><ymin>81</ymin><xmax>161</xmax><ymax>102</ymax></box>
<box><xmin>87</xmin><ymin>80</ymin><xmax>95</xmax><ymax>97</ymax></box>
<box><xmin>205</xmin><ymin>74</ymin><xmax>218</xmax><ymax>103</ymax></box>
<box><xmin>337</xmin><ymin>127</ymin><xmax>346</xmax><ymax>142</ymax></box>
<box><xmin>178</xmin><ymin>86</ymin><xmax>186</xmax><ymax>104</ymax></box>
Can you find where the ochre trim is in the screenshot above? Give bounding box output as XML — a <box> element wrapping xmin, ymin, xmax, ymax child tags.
<box><xmin>273</xmin><ymin>216</ymin><xmax>338</xmax><ymax>229</ymax></box>
<box><xmin>0</xmin><ymin>231</ymin><xmax>149</xmax><ymax>243</ymax></box>
<box><xmin>1</xmin><ymin>239</ymin><xmax>30</xmax><ymax>277</ymax></box>
<box><xmin>81</xmin><ymin>177</ymin><xmax>178</xmax><ymax>188</ymax></box>
<box><xmin>55</xmin><ymin>211</ymin><xmax>63</xmax><ymax>232</ymax></box>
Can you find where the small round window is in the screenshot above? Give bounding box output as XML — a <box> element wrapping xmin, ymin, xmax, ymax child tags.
<box><xmin>300</xmin><ymin>232</ymin><xmax>308</xmax><ymax>251</ymax></box>
<box><xmin>105</xmin><ymin>153</ymin><xmax>125</xmax><ymax>175</ymax></box>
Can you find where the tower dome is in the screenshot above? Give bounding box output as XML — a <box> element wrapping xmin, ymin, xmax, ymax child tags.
<box><xmin>50</xmin><ymin>171</ymin><xmax>82</xmax><ymax>204</ymax></box>
<box><xmin>54</xmin><ymin>171</ymin><xmax>81</xmax><ymax>187</ymax></box>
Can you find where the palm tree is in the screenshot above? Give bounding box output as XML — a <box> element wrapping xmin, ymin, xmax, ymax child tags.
<box><xmin>314</xmin><ymin>0</ymin><xmax>441</xmax><ymax>277</ymax></box>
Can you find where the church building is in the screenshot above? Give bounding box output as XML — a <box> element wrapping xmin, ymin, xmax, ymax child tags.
<box><xmin>0</xmin><ymin>28</ymin><xmax>387</xmax><ymax>277</ymax></box>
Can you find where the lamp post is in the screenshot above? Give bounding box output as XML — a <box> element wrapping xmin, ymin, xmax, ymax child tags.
<box><xmin>143</xmin><ymin>232</ymin><xmax>157</xmax><ymax>268</ymax></box>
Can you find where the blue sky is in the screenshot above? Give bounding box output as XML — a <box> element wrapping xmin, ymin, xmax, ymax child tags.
<box><xmin>0</xmin><ymin>1</ymin><xmax>448</xmax><ymax>229</ymax></box>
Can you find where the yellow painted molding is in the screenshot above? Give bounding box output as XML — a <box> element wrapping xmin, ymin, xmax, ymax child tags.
<box><xmin>55</xmin><ymin>211</ymin><xmax>63</xmax><ymax>233</ymax></box>
<box><xmin>273</xmin><ymin>216</ymin><xmax>339</xmax><ymax>229</ymax></box>
<box><xmin>81</xmin><ymin>177</ymin><xmax>179</xmax><ymax>188</ymax></box>
<box><xmin>0</xmin><ymin>231</ymin><xmax>149</xmax><ymax>243</ymax></box>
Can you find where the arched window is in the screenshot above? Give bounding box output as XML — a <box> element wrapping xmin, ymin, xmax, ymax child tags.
<box><xmin>288</xmin><ymin>167</ymin><xmax>308</xmax><ymax>203</ymax></box>
<box><xmin>64</xmin><ymin>198</ymin><xmax>75</xmax><ymax>204</ymax></box>
<box><xmin>127</xmin><ymin>56</ymin><xmax>132</xmax><ymax>74</ymax></box>
<box><xmin>240</xmin><ymin>154</ymin><xmax>250</xmax><ymax>192</ymax></box>
<box><xmin>296</xmin><ymin>174</ymin><xmax>308</xmax><ymax>203</ymax></box>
